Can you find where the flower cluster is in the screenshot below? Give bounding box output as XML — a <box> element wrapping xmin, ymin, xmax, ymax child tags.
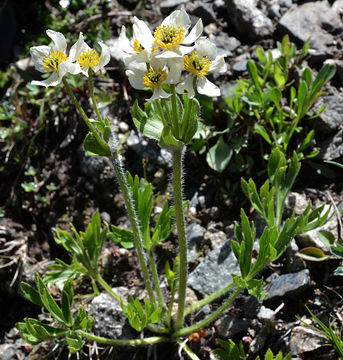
<box><xmin>30</xmin><ymin>30</ymin><xmax>110</xmax><ymax>87</ymax></box>
<box><xmin>119</xmin><ymin>8</ymin><xmax>227</xmax><ymax>100</ymax></box>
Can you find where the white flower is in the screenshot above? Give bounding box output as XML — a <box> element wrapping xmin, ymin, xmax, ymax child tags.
<box><xmin>70</xmin><ymin>32</ymin><xmax>110</xmax><ymax>75</ymax></box>
<box><xmin>30</xmin><ymin>29</ymin><xmax>81</xmax><ymax>87</ymax></box>
<box><xmin>126</xmin><ymin>62</ymin><xmax>171</xmax><ymax>101</ymax></box>
<box><xmin>154</xmin><ymin>8</ymin><xmax>203</xmax><ymax>59</ymax></box>
<box><xmin>176</xmin><ymin>37</ymin><xmax>227</xmax><ymax>98</ymax></box>
<box><xmin>119</xmin><ymin>17</ymin><xmax>158</xmax><ymax>67</ymax></box>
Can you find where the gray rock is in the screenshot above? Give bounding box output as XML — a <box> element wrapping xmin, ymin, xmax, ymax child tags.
<box><xmin>89</xmin><ymin>288</ymin><xmax>136</xmax><ymax>339</ymax></box>
<box><xmin>268</xmin><ymin>3</ymin><xmax>281</xmax><ymax>18</ymax></box>
<box><xmin>225</xmin><ymin>0</ymin><xmax>273</xmax><ymax>40</ymax></box>
<box><xmin>204</xmin><ymin>227</ymin><xmax>227</xmax><ymax>248</ymax></box>
<box><xmin>249</xmin><ymin>326</ymin><xmax>269</xmax><ymax>354</ymax></box>
<box><xmin>279</xmin><ymin>0</ymin><xmax>293</xmax><ymax>9</ymax></box>
<box><xmin>186</xmin><ymin>223</ymin><xmax>206</xmax><ymax>264</ymax></box>
<box><xmin>257</xmin><ymin>305</ymin><xmax>277</xmax><ymax>322</ymax></box>
<box><xmin>208</xmin><ymin>34</ymin><xmax>235</xmax><ymax>57</ymax></box>
<box><xmin>263</xmin><ymin>270</ymin><xmax>311</xmax><ymax>302</ymax></box>
<box><xmin>158</xmin><ymin>148</ymin><xmax>173</xmax><ymax>168</ymax></box>
<box><xmin>160</xmin><ymin>0</ymin><xmax>188</xmax><ymax>12</ymax></box>
<box><xmin>188</xmin><ymin>241</ymin><xmax>240</xmax><ymax>297</ymax></box>
<box><xmin>232</xmin><ymin>59</ymin><xmax>248</xmax><ymax>73</ymax></box>
<box><xmin>215</xmin><ymin>315</ymin><xmax>251</xmax><ymax>338</ymax></box>
<box><xmin>185</xmin><ymin>1</ymin><xmax>216</xmax><ymax>24</ymax></box>
<box><xmin>0</xmin><ymin>344</ymin><xmax>16</xmax><ymax>360</ymax></box>
<box><xmin>244</xmin><ymin>295</ymin><xmax>261</xmax><ymax>318</ymax></box>
<box><xmin>289</xmin><ymin>325</ymin><xmax>327</xmax><ymax>355</ymax></box>
<box><xmin>312</xmin><ymin>87</ymin><xmax>343</xmax><ymax>134</ymax></box>
<box><xmin>278</xmin><ymin>1</ymin><xmax>342</xmax><ymax>58</ymax></box>
<box><xmin>78</xmin><ymin>146</ymin><xmax>114</xmax><ymax>184</ymax></box>
<box><xmin>325</xmin><ymin>58</ymin><xmax>343</xmax><ymax>84</ymax></box>
<box><xmin>284</xmin><ymin>192</ymin><xmax>308</xmax><ymax>217</ymax></box>
<box><xmin>285</xmin><ymin>239</ymin><xmax>306</xmax><ymax>273</ymax></box>
<box><xmin>318</xmin><ymin>129</ymin><xmax>343</xmax><ymax>161</ymax></box>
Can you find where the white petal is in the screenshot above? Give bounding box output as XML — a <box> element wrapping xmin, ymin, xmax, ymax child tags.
<box><xmin>127</xmin><ymin>68</ymin><xmax>145</xmax><ymax>89</ymax></box>
<box><xmin>176</xmin><ymin>75</ymin><xmax>195</xmax><ymax>98</ymax></box>
<box><xmin>32</xmin><ymin>72</ymin><xmax>59</xmax><ymax>87</ymax></box>
<box><xmin>119</xmin><ymin>26</ymin><xmax>134</xmax><ymax>54</ymax></box>
<box><xmin>155</xmin><ymin>49</ymin><xmax>183</xmax><ymax>59</ymax></box>
<box><xmin>197</xmin><ymin>77</ymin><xmax>220</xmax><ymax>97</ymax></box>
<box><xmin>46</xmin><ymin>29</ymin><xmax>67</xmax><ymax>52</ymax></box>
<box><xmin>59</xmin><ymin>61</ymin><xmax>82</xmax><ymax>80</ymax></box>
<box><xmin>195</xmin><ymin>37</ymin><xmax>217</xmax><ymax>60</ymax></box>
<box><xmin>69</xmin><ymin>32</ymin><xmax>88</xmax><ymax>61</ymax></box>
<box><xmin>209</xmin><ymin>56</ymin><xmax>227</xmax><ymax>73</ymax></box>
<box><xmin>30</xmin><ymin>45</ymin><xmax>50</xmax><ymax>73</ymax></box>
<box><xmin>166</xmin><ymin>60</ymin><xmax>183</xmax><ymax>84</ymax></box>
<box><xmin>183</xmin><ymin>19</ymin><xmax>203</xmax><ymax>45</ymax></box>
<box><xmin>162</xmin><ymin>8</ymin><xmax>191</xmax><ymax>29</ymax></box>
<box><xmin>95</xmin><ymin>42</ymin><xmax>111</xmax><ymax>72</ymax></box>
<box><xmin>148</xmin><ymin>87</ymin><xmax>170</xmax><ymax>101</ymax></box>
<box><xmin>133</xmin><ymin>17</ymin><xmax>154</xmax><ymax>51</ymax></box>
<box><xmin>179</xmin><ymin>45</ymin><xmax>194</xmax><ymax>56</ymax></box>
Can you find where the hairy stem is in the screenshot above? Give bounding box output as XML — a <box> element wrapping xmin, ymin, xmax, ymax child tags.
<box><xmin>62</xmin><ymin>77</ymin><xmax>109</xmax><ymax>153</ymax></box>
<box><xmin>88</xmin><ymin>69</ymin><xmax>104</xmax><ymax>125</ymax></box>
<box><xmin>108</xmin><ymin>141</ymin><xmax>156</xmax><ymax>307</ymax></box>
<box><xmin>78</xmin><ymin>330</ymin><xmax>167</xmax><ymax>346</ymax></box>
<box><xmin>170</xmin><ymin>85</ymin><xmax>179</xmax><ymax>137</ymax></box>
<box><xmin>176</xmin><ymin>338</ymin><xmax>201</xmax><ymax>360</ymax></box>
<box><xmin>155</xmin><ymin>99</ymin><xmax>167</xmax><ymax>127</ymax></box>
<box><xmin>149</xmin><ymin>250</ymin><xmax>166</xmax><ymax>312</ymax></box>
<box><xmin>94</xmin><ymin>272</ymin><xmax>128</xmax><ymax>306</ymax></box>
<box><xmin>184</xmin><ymin>282</ymin><xmax>236</xmax><ymax>317</ymax></box>
<box><xmin>173</xmin><ymin>286</ymin><xmax>243</xmax><ymax>337</ymax></box>
<box><xmin>172</xmin><ymin>147</ymin><xmax>187</xmax><ymax>329</ymax></box>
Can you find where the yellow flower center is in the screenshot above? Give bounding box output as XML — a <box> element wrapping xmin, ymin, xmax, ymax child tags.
<box><xmin>154</xmin><ymin>25</ymin><xmax>185</xmax><ymax>50</ymax></box>
<box><xmin>133</xmin><ymin>39</ymin><xmax>144</xmax><ymax>54</ymax></box>
<box><xmin>78</xmin><ymin>48</ymin><xmax>100</xmax><ymax>70</ymax></box>
<box><xmin>134</xmin><ymin>38</ymin><xmax>159</xmax><ymax>54</ymax></box>
<box><xmin>42</xmin><ymin>50</ymin><xmax>68</xmax><ymax>73</ymax></box>
<box><xmin>184</xmin><ymin>51</ymin><xmax>211</xmax><ymax>78</ymax></box>
<box><xmin>143</xmin><ymin>68</ymin><xmax>168</xmax><ymax>89</ymax></box>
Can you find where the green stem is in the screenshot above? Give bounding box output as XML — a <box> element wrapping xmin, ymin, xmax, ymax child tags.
<box><xmin>94</xmin><ymin>272</ymin><xmax>128</xmax><ymax>306</ymax></box>
<box><xmin>172</xmin><ymin>147</ymin><xmax>187</xmax><ymax>329</ymax></box>
<box><xmin>173</xmin><ymin>286</ymin><xmax>243</xmax><ymax>337</ymax></box>
<box><xmin>78</xmin><ymin>330</ymin><xmax>167</xmax><ymax>346</ymax></box>
<box><xmin>88</xmin><ymin>69</ymin><xmax>104</xmax><ymax>125</ymax></box>
<box><xmin>155</xmin><ymin>99</ymin><xmax>167</xmax><ymax>127</ymax></box>
<box><xmin>180</xmin><ymin>98</ymin><xmax>193</xmax><ymax>140</ymax></box>
<box><xmin>149</xmin><ymin>250</ymin><xmax>166</xmax><ymax>312</ymax></box>
<box><xmin>170</xmin><ymin>85</ymin><xmax>179</xmax><ymax>138</ymax></box>
<box><xmin>176</xmin><ymin>339</ymin><xmax>201</xmax><ymax>360</ymax></box>
<box><xmin>184</xmin><ymin>282</ymin><xmax>236</xmax><ymax>317</ymax></box>
<box><xmin>162</xmin><ymin>98</ymin><xmax>173</xmax><ymax>126</ymax></box>
<box><xmin>62</xmin><ymin>77</ymin><xmax>109</xmax><ymax>153</ymax></box>
<box><xmin>108</xmin><ymin>146</ymin><xmax>156</xmax><ymax>307</ymax></box>
<box><xmin>167</xmin><ymin>288</ymin><xmax>176</xmax><ymax>328</ymax></box>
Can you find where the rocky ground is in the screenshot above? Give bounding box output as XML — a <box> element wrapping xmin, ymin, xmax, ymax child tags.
<box><xmin>0</xmin><ymin>0</ymin><xmax>343</xmax><ymax>359</ymax></box>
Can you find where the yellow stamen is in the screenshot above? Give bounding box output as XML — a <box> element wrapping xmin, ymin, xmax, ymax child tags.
<box><xmin>154</xmin><ymin>25</ymin><xmax>185</xmax><ymax>50</ymax></box>
<box><xmin>184</xmin><ymin>51</ymin><xmax>211</xmax><ymax>78</ymax></box>
<box><xmin>133</xmin><ymin>39</ymin><xmax>144</xmax><ymax>54</ymax></box>
<box><xmin>143</xmin><ymin>68</ymin><xmax>168</xmax><ymax>89</ymax></box>
<box><xmin>78</xmin><ymin>48</ymin><xmax>100</xmax><ymax>71</ymax></box>
<box><xmin>42</xmin><ymin>50</ymin><xmax>68</xmax><ymax>73</ymax></box>
<box><xmin>133</xmin><ymin>39</ymin><xmax>158</xmax><ymax>54</ymax></box>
